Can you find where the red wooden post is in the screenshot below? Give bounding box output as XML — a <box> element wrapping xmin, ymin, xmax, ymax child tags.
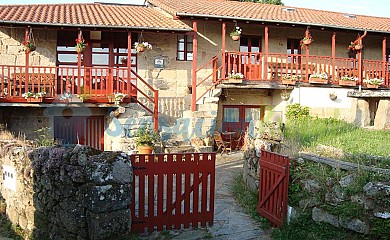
<box><xmin>332</xmin><ymin>32</ymin><xmax>336</xmax><ymax>83</ymax></box>
<box><xmin>191</xmin><ymin>21</ymin><xmax>198</xmax><ymax>111</ymax></box>
<box><xmin>382</xmin><ymin>36</ymin><xmax>387</xmax><ymax>86</ymax></box>
<box><xmin>221</xmin><ymin>22</ymin><xmax>226</xmax><ymax>79</ymax></box>
<box><xmin>24</xmin><ymin>27</ymin><xmax>29</xmax><ymax>93</ymax></box>
<box><xmin>264</xmin><ymin>26</ymin><xmax>269</xmax><ymax>80</ymax></box>
<box><xmin>77</xmin><ymin>30</ymin><xmax>82</xmax><ymax>94</ymax></box>
<box><xmin>127</xmin><ymin>31</ymin><xmax>132</xmax><ymax>96</ymax></box>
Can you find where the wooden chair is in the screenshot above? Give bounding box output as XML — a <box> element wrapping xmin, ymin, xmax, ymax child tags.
<box><xmin>213</xmin><ymin>131</ymin><xmax>232</xmax><ymax>154</ymax></box>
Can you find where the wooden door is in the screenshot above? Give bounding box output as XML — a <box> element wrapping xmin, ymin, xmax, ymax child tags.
<box><xmin>240</xmin><ymin>36</ymin><xmax>262</xmax><ymax>80</ymax></box>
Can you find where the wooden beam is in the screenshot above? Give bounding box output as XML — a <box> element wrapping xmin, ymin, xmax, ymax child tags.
<box><xmin>221</xmin><ymin>22</ymin><xmax>226</xmax><ymax>79</ymax></box>
<box><xmin>264</xmin><ymin>25</ymin><xmax>269</xmax><ymax>80</ymax></box>
<box><xmin>25</xmin><ymin>27</ymin><xmax>29</xmax><ymax>93</ymax></box>
<box><xmin>191</xmin><ymin>21</ymin><xmax>198</xmax><ymax>112</ymax></box>
<box><xmin>332</xmin><ymin>32</ymin><xmax>336</xmax><ymax>83</ymax></box>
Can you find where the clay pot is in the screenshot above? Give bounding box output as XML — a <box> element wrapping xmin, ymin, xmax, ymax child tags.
<box><xmin>136</xmin><ymin>46</ymin><xmax>145</xmax><ymax>52</ymax></box>
<box><xmin>302</xmin><ymin>39</ymin><xmax>312</xmax><ymax>45</ymax></box>
<box><xmin>76</xmin><ymin>46</ymin><xmax>84</xmax><ymax>53</ymax></box>
<box><xmin>231</xmin><ymin>35</ymin><xmax>240</xmax><ymax>41</ymax></box>
<box><xmin>137</xmin><ymin>145</ymin><xmax>153</xmax><ymax>154</ymax></box>
<box><xmin>354</xmin><ymin>44</ymin><xmax>362</xmax><ymax>50</ymax></box>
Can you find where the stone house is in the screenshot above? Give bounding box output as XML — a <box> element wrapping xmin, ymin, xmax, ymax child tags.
<box><xmin>0</xmin><ymin>0</ymin><xmax>389</xmax><ymax>151</ymax></box>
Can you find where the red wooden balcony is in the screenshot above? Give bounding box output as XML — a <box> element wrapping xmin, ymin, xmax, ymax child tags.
<box><xmin>0</xmin><ymin>65</ymin><xmax>140</xmax><ymax>103</ymax></box>
<box><xmin>222</xmin><ymin>52</ymin><xmax>390</xmax><ymax>88</ymax></box>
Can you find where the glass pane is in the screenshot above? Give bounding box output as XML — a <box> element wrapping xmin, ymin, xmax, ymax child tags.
<box><xmin>245</xmin><ymin>108</ymin><xmax>260</xmax><ymax>122</ymax></box>
<box><xmin>187</xmin><ymin>43</ymin><xmax>193</xmax><ymax>51</ymax></box>
<box><xmin>92</xmin><ymin>47</ymin><xmax>109</xmax><ymax>53</ymax></box>
<box><xmin>224</xmin><ymin>108</ymin><xmax>239</xmax><ymax>122</ymax></box>
<box><xmin>187</xmin><ymin>52</ymin><xmax>193</xmax><ymax>61</ymax></box>
<box><xmin>177</xmin><ymin>52</ymin><xmax>184</xmax><ymax>60</ymax></box>
<box><xmin>178</xmin><ymin>42</ymin><xmax>185</xmax><ymax>51</ymax></box>
<box><xmin>251</xmin><ymin>47</ymin><xmax>260</xmax><ymax>53</ymax></box>
<box><xmin>92</xmin><ymin>54</ymin><xmax>109</xmax><ymax>65</ymax></box>
<box><xmin>57</xmin><ymin>46</ymin><xmax>75</xmax><ymax>51</ymax></box>
<box><xmin>58</xmin><ymin>54</ymin><xmax>78</xmax><ymax>63</ymax></box>
<box><xmin>240</xmin><ymin>46</ymin><xmax>248</xmax><ymax>52</ymax></box>
<box><xmin>252</xmin><ymin>38</ymin><xmax>260</xmax><ymax>48</ymax></box>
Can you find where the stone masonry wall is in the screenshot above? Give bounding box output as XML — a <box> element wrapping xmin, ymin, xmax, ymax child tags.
<box><xmin>0</xmin><ymin>142</ymin><xmax>133</xmax><ymax>240</ymax></box>
<box><xmin>0</xmin><ymin>27</ymin><xmax>57</xmax><ymax>67</ymax></box>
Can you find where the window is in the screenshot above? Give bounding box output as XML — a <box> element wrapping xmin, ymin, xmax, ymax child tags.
<box><xmin>177</xmin><ymin>34</ymin><xmax>193</xmax><ymax>61</ymax></box>
<box><xmin>287</xmin><ymin>38</ymin><xmax>301</xmax><ymax>64</ymax></box>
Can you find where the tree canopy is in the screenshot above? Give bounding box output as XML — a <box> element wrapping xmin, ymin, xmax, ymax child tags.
<box><xmin>235</xmin><ymin>0</ymin><xmax>284</xmax><ymax>5</ymax></box>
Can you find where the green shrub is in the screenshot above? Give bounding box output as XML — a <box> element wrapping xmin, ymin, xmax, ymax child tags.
<box><xmin>285</xmin><ymin>103</ymin><xmax>310</xmax><ymax>120</ymax></box>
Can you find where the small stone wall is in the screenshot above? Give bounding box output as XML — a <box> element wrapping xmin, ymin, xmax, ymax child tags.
<box><xmin>0</xmin><ymin>141</ymin><xmax>133</xmax><ymax>240</ymax></box>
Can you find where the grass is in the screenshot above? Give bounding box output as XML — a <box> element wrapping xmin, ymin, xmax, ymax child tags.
<box><xmin>0</xmin><ymin>199</ymin><xmax>23</xmax><ymax>240</ymax></box>
<box><xmin>284</xmin><ymin>117</ymin><xmax>390</xmax><ymax>168</ymax></box>
<box><xmin>230</xmin><ymin>174</ymin><xmax>271</xmax><ymax>229</ymax></box>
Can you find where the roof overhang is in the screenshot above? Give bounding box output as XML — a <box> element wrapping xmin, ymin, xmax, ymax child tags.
<box><xmin>177</xmin><ymin>12</ymin><xmax>390</xmax><ymax>34</ymax></box>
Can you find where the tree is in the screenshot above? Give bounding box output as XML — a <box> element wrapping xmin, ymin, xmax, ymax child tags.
<box><xmin>234</xmin><ymin>0</ymin><xmax>284</xmax><ymax>5</ymax></box>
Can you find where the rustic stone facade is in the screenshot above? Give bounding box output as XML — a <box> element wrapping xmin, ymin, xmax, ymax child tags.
<box><xmin>0</xmin><ymin>141</ymin><xmax>133</xmax><ymax>240</ymax></box>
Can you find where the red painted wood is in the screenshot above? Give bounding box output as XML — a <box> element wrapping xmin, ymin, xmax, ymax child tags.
<box><xmin>130</xmin><ymin>153</ymin><xmax>215</xmax><ymax>233</ymax></box>
<box><xmin>258</xmin><ymin>150</ymin><xmax>290</xmax><ymax>227</ymax></box>
<box><xmin>191</xmin><ymin>21</ymin><xmax>198</xmax><ymax>111</ymax></box>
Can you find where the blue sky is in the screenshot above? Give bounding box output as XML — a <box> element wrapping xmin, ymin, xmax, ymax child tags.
<box><xmin>2</xmin><ymin>0</ymin><xmax>390</xmax><ymax>18</ymax></box>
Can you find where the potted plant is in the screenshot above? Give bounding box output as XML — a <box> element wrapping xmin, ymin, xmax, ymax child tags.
<box><xmin>21</xmin><ymin>40</ymin><xmax>36</xmax><ymax>53</ymax></box>
<box><xmin>363</xmin><ymin>78</ymin><xmax>384</xmax><ymax>88</ymax></box>
<box><xmin>300</xmin><ymin>35</ymin><xmax>313</xmax><ymax>47</ymax></box>
<box><xmin>348</xmin><ymin>41</ymin><xmax>362</xmax><ymax>51</ymax></box>
<box><xmin>280</xmin><ymin>90</ymin><xmax>291</xmax><ymax>101</ymax></box>
<box><xmin>230</xmin><ymin>26</ymin><xmax>242</xmax><ymax>41</ymax></box>
<box><xmin>22</xmin><ymin>91</ymin><xmax>45</xmax><ymax>102</ymax></box>
<box><xmin>281</xmin><ymin>74</ymin><xmax>299</xmax><ymax>85</ymax></box>
<box><xmin>329</xmin><ymin>91</ymin><xmax>337</xmax><ymax>101</ymax></box>
<box><xmin>108</xmin><ymin>92</ymin><xmax>127</xmax><ymax>105</ymax></box>
<box><xmin>227</xmin><ymin>71</ymin><xmax>244</xmax><ymax>83</ymax></box>
<box><xmin>309</xmin><ymin>72</ymin><xmax>328</xmax><ymax>84</ymax></box>
<box><xmin>339</xmin><ymin>76</ymin><xmax>358</xmax><ymax>86</ymax></box>
<box><xmin>134</xmin><ymin>124</ymin><xmax>159</xmax><ymax>154</ymax></box>
<box><xmin>75</xmin><ymin>38</ymin><xmax>88</xmax><ymax>53</ymax></box>
<box><xmin>134</xmin><ymin>42</ymin><xmax>152</xmax><ymax>52</ymax></box>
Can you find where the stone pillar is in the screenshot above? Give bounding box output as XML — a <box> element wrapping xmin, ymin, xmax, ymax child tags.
<box><xmin>374</xmin><ymin>99</ymin><xmax>390</xmax><ymax>129</ymax></box>
<box><xmin>349</xmin><ymin>98</ymin><xmax>370</xmax><ymax>127</ymax></box>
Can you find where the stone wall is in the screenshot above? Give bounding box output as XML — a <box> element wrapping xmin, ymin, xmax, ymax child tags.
<box><xmin>0</xmin><ymin>27</ymin><xmax>57</xmax><ymax>66</ymax></box>
<box><xmin>0</xmin><ymin>142</ymin><xmax>133</xmax><ymax>240</ymax></box>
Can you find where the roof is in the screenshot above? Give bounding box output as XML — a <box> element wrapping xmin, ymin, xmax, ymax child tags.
<box><xmin>147</xmin><ymin>0</ymin><xmax>390</xmax><ymax>33</ymax></box>
<box><xmin>0</xmin><ymin>3</ymin><xmax>191</xmax><ymax>31</ymax></box>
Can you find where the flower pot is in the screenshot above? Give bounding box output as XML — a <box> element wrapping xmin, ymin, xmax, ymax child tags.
<box><xmin>227</xmin><ymin>78</ymin><xmax>243</xmax><ymax>83</ymax></box>
<box><xmin>281</xmin><ymin>94</ymin><xmax>290</xmax><ymax>101</ymax></box>
<box><xmin>231</xmin><ymin>35</ymin><xmax>240</xmax><ymax>41</ymax></box>
<box><xmin>76</xmin><ymin>46</ymin><xmax>84</xmax><ymax>53</ymax></box>
<box><xmin>309</xmin><ymin>77</ymin><xmax>328</xmax><ymax>84</ymax></box>
<box><xmin>137</xmin><ymin>145</ymin><xmax>153</xmax><ymax>154</ymax></box>
<box><xmin>366</xmin><ymin>84</ymin><xmax>379</xmax><ymax>89</ymax></box>
<box><xmin>329</xmin><ymin>94</ymin><xmax>337</xmax><ymax>101</ymax></box>
<box><xmin>339</xmin><ymin>80</ymin><xmax>357</xmax><ymax>86</ymax></box>
<box><xmin>136</xmin><ymin>46</ymin><xmax>145</xmax><ymax>52</ymax></box>
<box><xmin>281</xmin><ymin>79</ymin><xmax>296</xmax><ymax>85</ymax></box>
<box><xmin>27</xmin><ymin>97</ymin><xmax>43</xmax><ymax>103</ymax></box>
<box><xmin>354</xmin><ymin>44</ymin><xmax>362</xmax><ymax>50</ymax></box>
<box><xmin>302</xmin><ymin>39</ymin><xmax>312</xmax><ymax>45</ymax></box>
<box><xmin>25</xmin><ymin>45</ymin><xmax>36</xmax><ymax>53</ymax></box>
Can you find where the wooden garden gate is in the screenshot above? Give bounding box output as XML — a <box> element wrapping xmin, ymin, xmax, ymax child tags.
<box><xmin>129</xmin><ymin>153</ymin><xmax>216</xmax><ymax>233</ymax></box>
<box><xmin>257</xmin><ymin>150</ymin><xmax>290</xmax><ymax>227</ymax></box>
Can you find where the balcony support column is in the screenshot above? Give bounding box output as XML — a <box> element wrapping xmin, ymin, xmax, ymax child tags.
<box><xmin>382</xmin><ymin>36</ymin><xmax>387</xmax><ymax>85</ymax></box>
<box><xmin>332</xmin><ymin>32</ymin><xmax>336</xmax><ymax>84</ymax></box>
<box><xmin>77</xmin><ymin>30</ymin><xmax>82</xmax><ymax>94</ymax></box>
<box><xmin>221</xmin><ymin>22</ymin><xmax>226</xmax><ymax>80</ymax></box>
<box><xmin>191</xmin><ymin>20</ymin><xmax>198</xmax><ymax>111</ymax></box>
<box><xmin>126</xmin><ymin>31</ymin><xmax>132</xmax><ymax>96</ymax></box>
<box><xmin>24</xmin><ymin>27</ymin><xmax>29</xmax><ymax>93</ymax></box>
<box><xmin>264</xmin><ymin>26</ymin><xmax>269</xmax><ymax>80</ymax></box>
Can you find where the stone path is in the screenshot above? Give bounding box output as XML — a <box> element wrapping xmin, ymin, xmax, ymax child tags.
<box><xmin>141</xmin><ymin>152</ymin><xmax>271</xmax><ymax>240</ymax></box>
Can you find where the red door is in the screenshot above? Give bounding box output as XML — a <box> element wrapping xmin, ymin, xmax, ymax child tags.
<box><xmin>222</xmin><ymin>105</ymin><xmax>263</xmax><ymax>148</ymax></box>
<box><xmin>54</xmin><ymin>116</ymin><xmax>104</xmax><ymax>150</ymax></box>
<box><xmin>240</xmin><ymin>36</ymin><xmax>262</xmax><ymax>80</ymax></box>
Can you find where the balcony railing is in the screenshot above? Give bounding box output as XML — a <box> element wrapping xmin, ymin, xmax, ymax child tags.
<box><xmin>0</xmin><ymin>65</ymin><xmax>159</xmax><ymax>130</ymax></box>
<box><xmin>222</xmin><ymin>51</ymin><xmax>390</xmax><ymax>88</ymax></box>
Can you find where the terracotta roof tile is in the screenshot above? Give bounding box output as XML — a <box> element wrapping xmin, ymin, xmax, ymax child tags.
<box><xmin>148</xmin><ymin>0</ymin><xmax>390</xmax><ymax>33</ymax></box>
<box><xmin>0</xmin><ymin>3</ymin><xmax>191</xmax><ymax>31</ymax></box>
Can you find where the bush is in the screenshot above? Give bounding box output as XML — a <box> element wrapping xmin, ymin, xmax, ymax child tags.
<box><xmin>286</xmin><ymin>104</ymin><xmax>310</xmax><ymax>120</ymax></box>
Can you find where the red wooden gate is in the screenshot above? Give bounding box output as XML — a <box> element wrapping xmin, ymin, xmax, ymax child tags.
<box><xmin>130</xmin><ymin>153</ymin><xmax>215</xmax><ymax>233</ymax></box>
<box><xmin>257</xmin><ymin>150</ymin><xmax>290</xmax><ymax>227</ymax></box>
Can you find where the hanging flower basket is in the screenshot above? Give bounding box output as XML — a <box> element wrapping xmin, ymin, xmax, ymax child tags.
<box><xmin>75</xmin><ymin>38</ymin><xmax>88</xmax><ymax>53</ymax></box>
<box><xmin>354</xmin><ymin>44</ymin><xmax>362</xmax><ymax>50</ymax></box>
<box><xmin>136</xmin><ymin>46</ymin><xmax>145</xmax><ymax>52</ymax></box>
<box><xmin>231</xmin><ymin>35</ymin><xmax>240</xmax><ymax>41</ymax></box>
<box><xmin>134</xmin><ymin>42</ymin><xmax>152</xmax><ymax>53</ymax></box>
<box><xmin>20</xmin><ymin>41</ymin><xmax>36</xmax><ymax>53</ymax></box>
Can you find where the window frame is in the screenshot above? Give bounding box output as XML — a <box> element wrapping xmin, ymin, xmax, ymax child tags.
<box><xmin>177</xmin><ymin>34</ymin><xmax>193</xmax><ymax>61</ymax></box>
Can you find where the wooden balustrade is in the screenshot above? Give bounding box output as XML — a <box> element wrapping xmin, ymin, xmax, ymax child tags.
<box><xmin>223</xmin><ymin>51</ymin><xmax>390</xmax><ymax>88</ymax></box>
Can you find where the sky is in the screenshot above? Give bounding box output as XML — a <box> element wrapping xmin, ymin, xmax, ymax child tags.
<box><xmin>1</xmin><ymin>0</ymin><xmax>390</xmax><ymax>18</ymax></box>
